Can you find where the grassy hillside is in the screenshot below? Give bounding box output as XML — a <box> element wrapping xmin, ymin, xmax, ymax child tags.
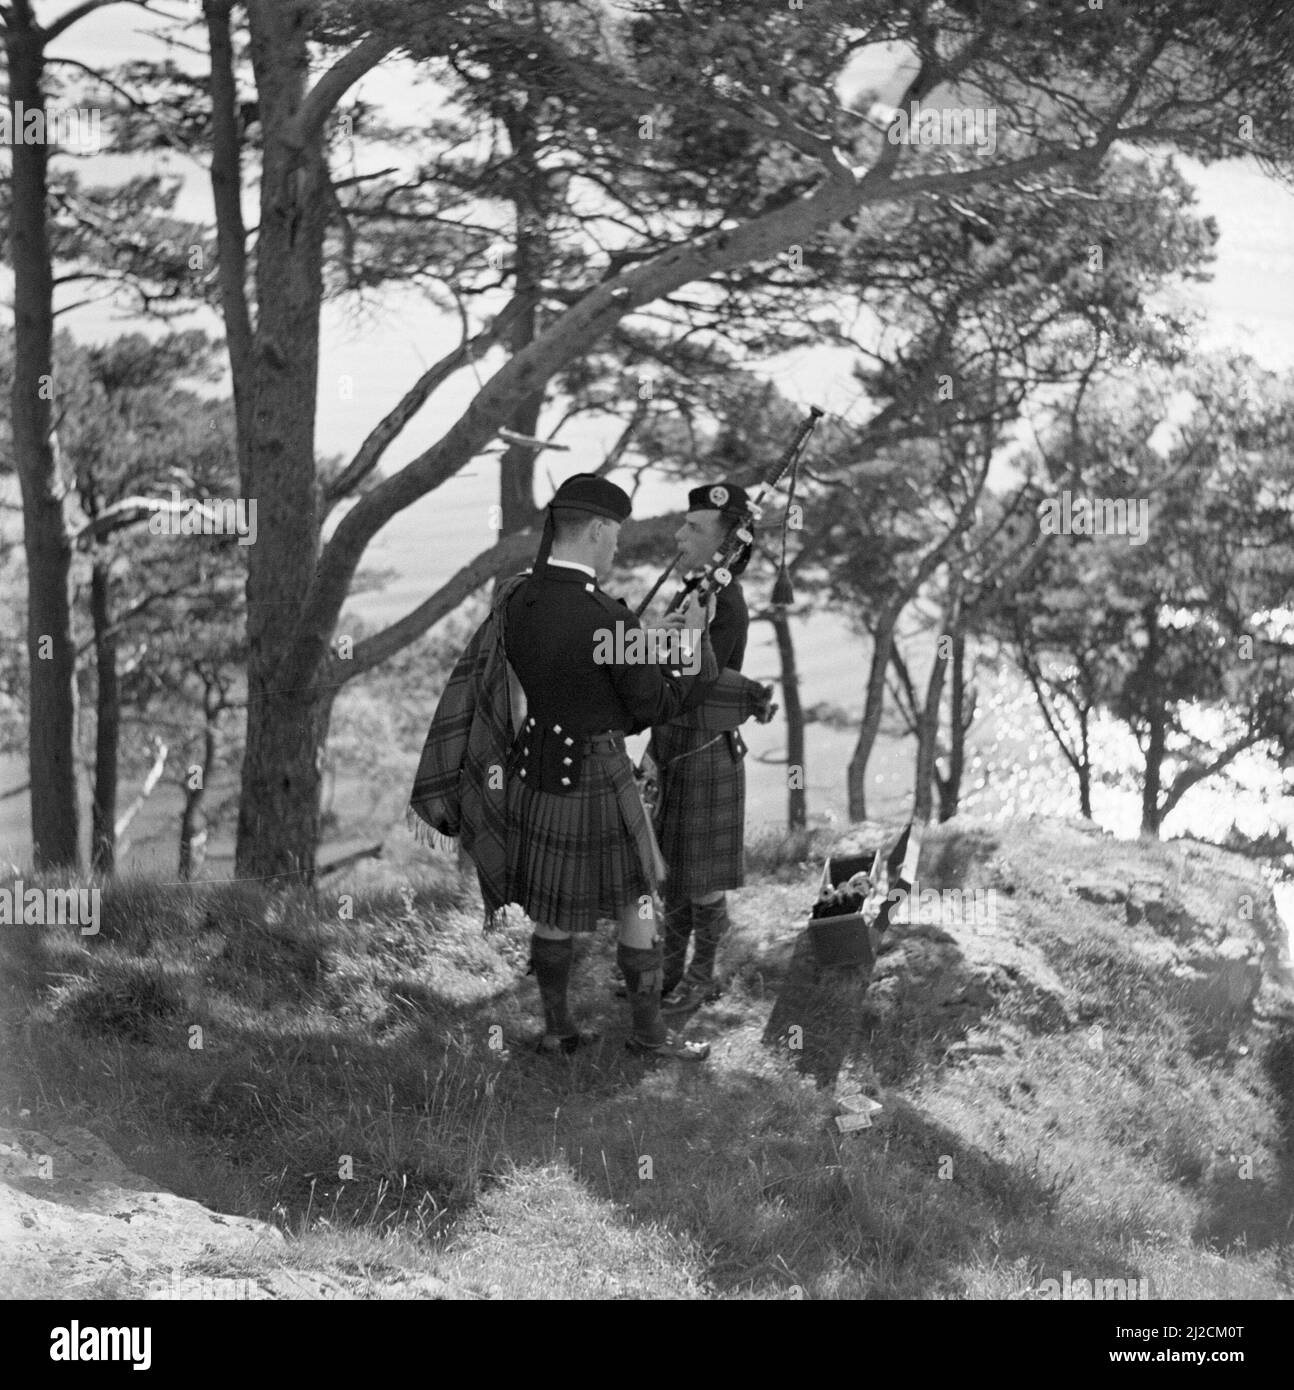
<box><xmin>1</xmin><ymin>818</ymin><xmax>1292</xmax><ymax>1300</ymax></box>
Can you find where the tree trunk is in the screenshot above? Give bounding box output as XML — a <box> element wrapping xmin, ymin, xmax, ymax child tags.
<box><xmin>1139</xmin><ymin>603</ymin><xmax>1163</xmax><ymax>838</ymax></box>
<box><xmin>1077</xmin><ymin>706</ymin><xmax>1093</xmax><ymax>819</ymax></box>
<box><xmin>770</xmin><ymin>610</ymin><xmax>806</xmax><ymax>829</ymax></box>
<box><xmin>179</xmin><ymin>704</ymin><xmax>218</xmax><ymax>881</ymax></box>
<box><xmin>234</xmin><ymin>2</ymin><xmax>332</xmax><ymax>882</ymax></box>
<box><xmin>114</xmin><ymin>738</ymin><xmax>168</xmax><ymax>853</ymax></box>
<box><xmin>203</xmin><ymin>0</ymin><xmax>255</xmax><ymax>463</ymax></box>
<box><xmin>846</xmin><ymin>610</ymin><xmax>898</xmax><ymax>821</ymax></box>
<box><xmin>90</xmin><ymin>558</ymin><xmax>119</xmax><ymax>875</ymax></box>
<box><xmin>7</xmin><ymin>23</ymin><xmax>80</xmax><ymax>869</ymax></box>
<box><xmin>914</xmin><ymin>634</ymin><xmax>950</xmax><ymax>825</ymax></box>
<box><xmin>937</xmin><ymin>627</ymin><xmax>968</xmax><ymax>822</ymax></box>
<box><xmin>497</xmin><ymin>108</ymin><xmax>546</xmax><ymax>538</ymax></box>
<box><xmin>1141</xmin><ymin>707</ymin><xmax>1165</xmax><ymax>837</ymax></box>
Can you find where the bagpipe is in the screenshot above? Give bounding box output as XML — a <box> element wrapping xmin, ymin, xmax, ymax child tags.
<box><xmin>635</xmin><ymin>406</ymin><xmax>824</xmax><ymax>740</ymax></box>
<box><xmin>635</xmin><ymin>405</ymin><xmax>823</xmax><ymax>620</ymax></box>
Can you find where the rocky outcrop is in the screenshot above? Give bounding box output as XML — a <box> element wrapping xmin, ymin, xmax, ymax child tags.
<box><xmin>1063</xmin><ymin>836</ymin><xmax>1292</xmax><ymax>1026</ymax></box>
<box><xmin>0</xmin><ymin>1123</ymin><xmax>465</xmax><ymax>1300</ymax></box>
<box><xmin>824</xmin><ymin>818</ymin><xmax>1292</xmax><ymax>1059</ymax></box>
<box><xmin>0</xmin><ymin>1124</ymin><xmax>282</xmax><ymax>1300</ymax></box>
<box><xmin>869</xmin><ymin>891</ymin><xmax>1076</xmax><ymax>1035</ymax></box>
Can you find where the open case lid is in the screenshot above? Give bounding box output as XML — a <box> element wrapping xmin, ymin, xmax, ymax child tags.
<box><xmin>823</xmin><ymin>851</ymin><xmax>878</xmax><ymax>889</ymax></box>
<box><xmin>817</xmin><ymin>823</ymin><xmax>922</xmax><ymax>894</ymax></box>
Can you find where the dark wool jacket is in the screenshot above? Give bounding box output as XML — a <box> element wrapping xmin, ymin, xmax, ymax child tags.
<box><xmin>505</xmin><ymin>562</ymin><xmax>713</xmax><ymax>737</ymax></box>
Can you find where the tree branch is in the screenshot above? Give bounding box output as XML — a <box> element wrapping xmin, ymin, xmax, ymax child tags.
<box><xmin>593</xmin><ymin>398</ymin><xmax>650</xmax><ymax>477</ymax></box>
<box><xmin>323</xmin><ymin>293</ymin><xmax>531</xmax><ymax>512</ymax></box>
<box><xmin>113</xmin><ymin>737</ymin><xmax>167</xmax><ymax>839</ymax></box>
<box><xmin>71</xmin><ymin>496</ymin><xmax>162</xmax><ymax>543</ymax></box>
<box><xmin>281</xmin><ymin>31</ymin><xmax>399</xmax><ymax>159</ymax></box>
<box><xmin>338</xmin><ymin>529</ymin><xmax>536</xmax><ymax>681</ymax></box>
<box><xmin>43</xmin><ymin>0</ymin><xmax>143</xmax><ymax>43</ymax></box>
<box><xmin>1159</xmin><ymin>731</ymin><xmax>1266</xmax><ymax>819</ymax></box>
<box><xmin>1013</xmin><ymin>636</ymin><xmax>1086</xmax><ymax>779</ymax></box>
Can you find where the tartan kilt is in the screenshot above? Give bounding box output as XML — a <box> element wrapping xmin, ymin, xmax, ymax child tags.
<box><xmin>650</xmin><ymin>723</ymin><xmax>746</xmax><ymax>897</ymax></box>
<box><xmin>506</xmin><ymin>735</ymin><xmax>662</xmax><ymax>933</ymax></box>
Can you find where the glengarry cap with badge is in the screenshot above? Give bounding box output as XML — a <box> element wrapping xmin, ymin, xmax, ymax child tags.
<box><xmin>686</xmin><ymin>481</ymin><xmax>750</xmax><ymax>520</ymax></box>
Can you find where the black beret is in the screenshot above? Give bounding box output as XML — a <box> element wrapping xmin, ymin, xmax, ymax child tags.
<box><xmin>687</xmin><ymin>481</ymin><xmax>749</xmax><ymax>516</ymax></box>
<box><xmin>549</xmin><ymin>473</ymin><xmax>632</xmax><ymax>522</ymax></box>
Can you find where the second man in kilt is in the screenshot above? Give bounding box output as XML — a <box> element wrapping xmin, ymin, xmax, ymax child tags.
<box><xmin>650</xmin><ymin>483</ymin><xmax>754</xmax><ymax>1014</ymax></box>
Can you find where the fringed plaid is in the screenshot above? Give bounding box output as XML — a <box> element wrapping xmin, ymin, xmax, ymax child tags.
<box><xmin>674</xmin><ymin>666</ymin><xmax>774</xmax><ymax>731</ymax></box>
<box><xmin>408</xmin><ymin>574</ymin><xmax>527</xmax><ymax>928</ymax></box>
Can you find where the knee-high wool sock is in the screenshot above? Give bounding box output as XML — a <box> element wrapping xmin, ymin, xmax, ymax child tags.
<box><xmin>617</xmin><ymin>939</ymin><xmax>668</xmax><ymax>1046</ymax></box>
<box><xmin>660</xmin><ymin>894</ymin><xmax>693</xmax><ymax>997</ymax></box>
<box><xmin>530</xmin><ymin>933</ymin><xmax>576</xmax><ymax>1037</ymax></box>
<box><xmin>685</xmin><ymin>896</ymin><xmax>730</xmax><ymax>986</ymax></box>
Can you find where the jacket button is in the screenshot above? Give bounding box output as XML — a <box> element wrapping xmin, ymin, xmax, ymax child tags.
<box><xmin>561</xmin><ymin>776</ymin><xmax>571</xmax><ymax>786</ymax></box>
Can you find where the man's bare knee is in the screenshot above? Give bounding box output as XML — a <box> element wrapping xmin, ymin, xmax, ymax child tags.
<box><xmin>533</xmin><ymin>921</ymin><xmax>572</xmax><ymax>941</ymax></box>
<box><xmin>617</xmin><ymin>894</ymin><xmax>657</xmax><ymax>949</ymax></box>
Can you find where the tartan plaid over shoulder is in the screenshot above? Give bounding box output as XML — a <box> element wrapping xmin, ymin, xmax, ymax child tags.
<box><xmin>678</xmin><ymin>666</ymin><xmax>775</xmax><ymax>730</ymax></box>
<box><xmin>408</xmin><ymin>574</ymin><xmax>527</xmax><ymax>925</ymax></box>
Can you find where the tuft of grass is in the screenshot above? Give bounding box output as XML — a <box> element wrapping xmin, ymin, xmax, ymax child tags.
<box><xmin>50</xmin><ymin>957</ymin><xmax>191</xmax><ymax>1043</ymax></box>
<box><xmin>744</xmin><ymin>825</ymin><xmax>835</xmax><ymax>882</ymax></box>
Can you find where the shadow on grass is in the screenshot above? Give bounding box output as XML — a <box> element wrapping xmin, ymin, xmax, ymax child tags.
<box><xmin>756</xmin><ymin>822</ymin><xmax>1012</xmax><ymax>1091</ymax></box>
<box><xmin>918</xmin><ymin>826</ymin><xmax>1002</xmax><ymax>893</ymax></box>
<box><xmin>481</xmin><ymin>1058</ymin><xmax>1155</xmax><ymax>1299</ymax></box>
<box><xmin>759</xmin><ymin>921</ymin><xmax>1005</xmax><ymax>1091</ymax></box>
<box><xmin>1189</xmin><ymin>1019</ymin><xmax>1294</xmax><ymax>1255</ymax></box>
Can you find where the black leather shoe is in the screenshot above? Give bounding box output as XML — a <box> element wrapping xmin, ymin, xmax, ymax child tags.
<box><xmin>625</xmin><ymin>1030</ymin><xmax>710</xmax><ymax>1061</ymax></box>
<box><xmin>660</xmin><ymin>979</ymin><xmax>722</xmax><ymax>1013</ymax></box>
<box><xmin>536</xmin><ymin>1029</ymin><xmax>599</xmax><ymax>1056</ymax></box>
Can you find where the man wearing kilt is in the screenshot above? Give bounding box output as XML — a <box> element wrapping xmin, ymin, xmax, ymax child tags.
<box><xmin>504</xmin><ymin>474</ymin><xmax>717</xmax><ymax>1060</ymax></box>
<box><xmin>650</xmin><ymin>483</ymin><xmax>754</xmax><ymax>1014</ymax></box>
